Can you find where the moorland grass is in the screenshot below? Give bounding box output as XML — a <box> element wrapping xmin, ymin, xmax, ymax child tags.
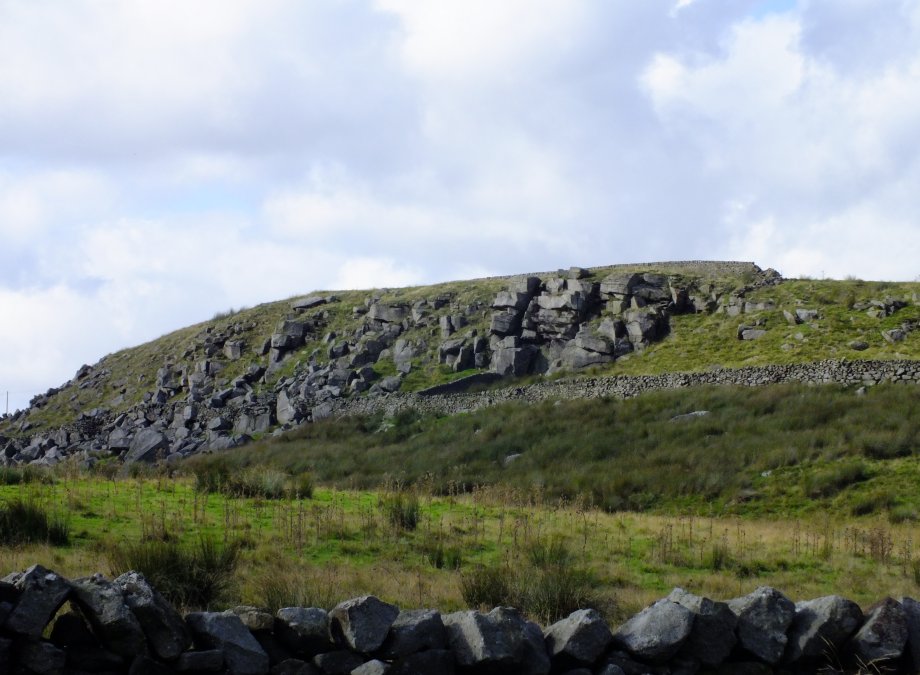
<box><xmin>190</xmin><ymin>382</ymin><xmax>920</xmax><ymax>517</ymax></box>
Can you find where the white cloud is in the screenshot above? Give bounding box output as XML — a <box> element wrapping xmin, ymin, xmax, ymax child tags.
<box><xmin>2</xmin><ymin>0</ymin><xmax>920</xmax><ymax>409</ymax></box>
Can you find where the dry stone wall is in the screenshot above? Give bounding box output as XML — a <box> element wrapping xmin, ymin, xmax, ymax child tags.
<box><xmin>321</xmin><ymin>359</ymin><xmax>920</xmax><ymax>421</ymax></box>
<box><xmin>3</xmin><ymin>565</ymin><xmax>920</xmax><ymax>674</ymax></box>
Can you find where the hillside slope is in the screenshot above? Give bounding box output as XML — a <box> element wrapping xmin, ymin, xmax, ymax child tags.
<box><xmin>1</xmin><ymin>261</ymin><xmax>919</xmax><ymax>468</ymax></box>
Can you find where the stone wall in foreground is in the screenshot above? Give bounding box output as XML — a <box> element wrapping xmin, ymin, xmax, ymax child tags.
<box><xmin>2</xmin><ymin>565</ymin><xmax>920</xmax><ymax>674</ymax></box>
<box><xmin>322</xmin><ymin>358</ymin><xmax>920</xmax><ymax>421</ymax></box>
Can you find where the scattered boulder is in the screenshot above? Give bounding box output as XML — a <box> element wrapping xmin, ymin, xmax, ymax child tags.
<box><xmin>443</xmin><ymin>607</ymin><xmax>528</xmax><ymax>670</ymax></box>
<box><xmin>124</xmin><ymin>428</ymin><xmax>168</xmax><ymax>464</ymax></box>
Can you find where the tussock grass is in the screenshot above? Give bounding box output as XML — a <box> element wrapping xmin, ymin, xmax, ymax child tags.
<box><xmin>194</xmin><ymin>382</ymin><xmax>920</xmax><ymax>517</ymax></box>
<box><xmin>0</xmin><ymin>499</ymin><xmax>69</xmax><ymax>545</ymax></box>
<box><xmin>106</xmin><ymin>536</ymin><xmax>240</xmax><ymax>610</ymax></box>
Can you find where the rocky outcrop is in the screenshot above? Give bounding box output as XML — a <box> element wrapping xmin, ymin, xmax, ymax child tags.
<box><xmin>4</xmin><ymin>261</ymin><xmax>918</xmax><ymax>472</ymax></box>
<box><xmin>5</xmin><ymin>567</ymin><xmax>920</xmax><ymax>673</ymax></box>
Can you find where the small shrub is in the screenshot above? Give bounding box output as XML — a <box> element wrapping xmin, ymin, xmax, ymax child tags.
<box><xmin>527</xmin><ymin>536</ymin><xmax>572</xmax><ymax>568</ymax></box>
<box><xmin>805</xmin><ymin>460</ymin><xmax>870</xmax><ymax>498</ymax></box>
<box><xmin>889</xmin><ymin>505</ymin><xmax>918</xmax><ymax>524</ymax></box>
<box><xmin>515</xmin><ymin>564</ymin><xmax>599</xmax><ymax>625</ymax></box>
<box><xmin>851</xmin><ymin>489</ymin><xmax>897</xmax><ymax>516</ymax></box>
<box><xmin>288</xmin><ymin>472</ymin><xmax>314</xmax><ymax>499</ymax></box>
<box><xmin>460</xmin><ymin>563</ymin><xmax>514</xmax><ymax>609</ymax></box>
<box><xmin>107</xmin><ymin>536</ymin><xmax>240</xmax><ymax>609</ymax></box>
<box><xmin>423</xmin><ymin>540</ymin><xmax>462</xmax><ymax>570</ymax></box>
<box><xmin>380</xmin><ymin>492</ymin><xmax>420</xmax><ymax>531</ymax></box>
<box><xmin>0</xmin><ymin>499</ymin><xmax>69</xmax><ymax>545</ymax></box>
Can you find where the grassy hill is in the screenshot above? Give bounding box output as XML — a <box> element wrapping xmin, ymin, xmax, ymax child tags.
<box><xmin>3</xmin><ymin>263</ymin><xmax>919</xmax><ymax>437</ymax></box>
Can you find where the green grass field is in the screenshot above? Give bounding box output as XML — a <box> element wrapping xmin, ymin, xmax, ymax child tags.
<box><xmin>4</xmin><ymin>380</ymin><xmax>920</xmax><ymax>623</ymax></box>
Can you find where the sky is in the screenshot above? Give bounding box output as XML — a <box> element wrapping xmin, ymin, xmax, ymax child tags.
<box><xmin>1</xmin><ymin>0</ymin><xmax>920</xmax><ymax>413</ymax></box>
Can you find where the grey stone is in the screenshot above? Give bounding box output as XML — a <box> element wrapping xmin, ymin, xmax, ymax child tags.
<box><xmin>65</xmin><ymin>645</ymin><xmax>126</xmax><ymax>671</ymax></box>
<box><xmin>492</xmin><ymin>291</ymin><xmax>532</xmax><ymax>311</ymax></box>
<box><xmin>783</xmin><ymin>309</ymin><xmax>798</xmax><ymax>325</ymax></box>
<box><xmin>611</xmin><ymin>598</ymin><xmax>693</xmax><ymax>664</ymax></box>
<box><xmin>600</xmin><ymin>273</ymin><xmax>640</xmax><ymax>296</ymax></box>
<box><xmin>228</xmin><ymin>605</ymin><xmax>276</xmax><ymax>633</ymax></box>
<box><xmin>545</xmin><ymin>608</ymin><xmax>613</xmax><ymax>666</ymax></box>
<box><xmin>795</xmin><ymin>308</ymin><xmax>819</xmax><ymax>322</ymax></box>
<box><xmin>292</xmin><ymin>296</ymin><xmax>328</xmax><ymax>311</ymax></box>
<box><xmin>558</xmin><ymin>344</ymin><xmax>613</xmax><ymax>370</ymax></box>
<box><xmin>379</xmin><ymin>609</ymin><xmax>447</xmax><ymax>659</ymax></box>
<box><xmin>491</xmin><ymin>347</ymin><xmax>534</xmax><ymax>377</ymax></box>
<box><xmin>367</xmin><ymin>304</ymin><xmax>409</xmax><ymax>324</ymax></box>
<box><xmin>177</xmin><ymin>649</ymin><xmax>225</xmax><ymax>672</ymax></box>
<box><xmin>784</xmin><ymin>595</ymin><xmax>862</xmax><ymax>662</ymax></box>
<box><xmin>728</xmin><ymin>586</ymin><xmax>796</xmax><ymax>665</ymax></box>
<box><xmin>521</xmin><ymin>619</ymin><xmax>551</xmax><ymax>675</ymax></box>
<box><xmin>124</xmin><ymin>428</ymin><xmax>168</xmax><ymax>464</ymax></box>
<box><xmin>667</xmin><ymin>587</ymin><xmax>736</xmax><ymax>667</ymax></box>
<box><xmin>19</xmin><ymin>640</ymin><xmax>67</xmax><ymax>674</ymax></box>
<box><xmin>330</xmin><ymin>596</ymin><xmax>399</xmax><ymax>653</ymax></box>
<box><xmin>849</xmin><ymin>340</ymin><xmax>870</xmax><ymax>351</ymax></box>
<box><xmin>186</xmin><ymin>611</ymin><xmax>270</xmax><ymax>675</ymax></box>
<box><xmin>850</xmin><ymin>597</ymin><xmax>908</xmax><ymax>664</ymax></box>
<box><xmin>71</xmin><ymin>573</ymin><xmax>148</xmax><ymax>658</ymax></box>
<box><xmin>389</xmin><ymin>649</ymin><xmax>454</xmax><ymax>675</ymax></box>
<box><xmin>312</xmin><ymin>649</ymin><xmax>365</xmax><ymax>674</ymax></box>
<box><xmin>443</xmin><ymin>607</ymin><xmax>527</xmax><ymax>669</ymax></box>
<box><xmin>352</xmin><ymin>658</ymin><xmax>390</xmax><ymax>675</ymax></box>
<box><xmin>740</xmin><ymin>329</ymin><xmax>767</xmax><ymax>341</ymax></box>
<box><xmin>276</xmin><ymin>606</ymin><xmax>333</xmax><ymax>655</ymax></box>
<box><xmin>277</xmin><ymin>390</ymin><xmax>297</xmax><ymax>425</ymax></box>
<box><xmin>490</xmin><ymin>310</ymin><xmax>522</xmax><ymax>336</ymax></box>
<box><xmin>901</xmin><ymin>596</ymin><xmax>920</xmax><ymax>673</ymax></box>
<box><xmin>2</xmin><ymin>564</ymin><xmax>72</xmax><ymax>639</ymax></box>
<box><xmin>378</xmin><ymin>376</ymin><xmax>403</xmax><ymax>393</ymax></box>
<box><xmin>883</xmin><ymin>328</ymin><xmax>908</xmax><ymax>343</ymax></box>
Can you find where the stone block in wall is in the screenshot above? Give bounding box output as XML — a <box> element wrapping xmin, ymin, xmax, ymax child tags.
<box><xmin>2</xmin><ymin>564</ymin><xmax>72</xmax><ymax>639</ymax></box>
<box><xmin>330</xmin><ymin>596</ymin><xmax>399</xmax><ymax>654</ymax></box>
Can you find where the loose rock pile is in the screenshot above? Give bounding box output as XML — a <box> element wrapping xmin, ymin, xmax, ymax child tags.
<box><xmin>4</xmin><ymin>565</ymin><xmax>920</xmax><ymax>674</ymax></box>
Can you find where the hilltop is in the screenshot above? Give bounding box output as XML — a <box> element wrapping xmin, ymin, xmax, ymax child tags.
<box><xmin>1</xmin><ymin>260</ymin><xmax>919</xmax><ymax>468</ymax></box>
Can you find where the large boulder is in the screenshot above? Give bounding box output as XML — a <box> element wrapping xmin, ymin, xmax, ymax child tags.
<box><xmin>611</xmin><ymin>598</ymin><xmax>694</xmax><ymax>664</ymax></box>
<box><xmin>124</xmin><ymin>428</ymin><xmax>168</xmax><ymax>464</ymax></box>
<box><xmin>727</xmin><ymin>586</ymin><xmax>796</xmax><ymax>665</ymax></box>
<box><xmin>544</xmin><ymin>608</ymin><xmax>613</xmax><ymax>667</ymax></box>
<box><xmin>112</xmin><ymin>571</ymin><xmax>192</xmax><ymax>661</ymax></box>
<box><xmin>2</xmin><ymin>564</ymin><xmax>72</xmax><ymax>639</ymax></box>
<box><xmin>185</xmin><ymin>611</ymin><xmax>270</xmax><ymax>675</ymax></box>
<box><xmin>667</xmin><ymin>588</ymin><xmax>736</xmax><ymax>667</ymax></box>
<box><xmin>70</xmin><ymin>573</ymin><xmax>148</xmax><ymax>659</ymax></box>
<box><xmin>329</xmin><ymin>596</ymin><xmax>399</xmax><ymax>653</ymax></box>
<box><xmin>849</xmin><ymin>597</ymin><xmax>908</xmax><ymax>664</ymax></box>
<box><xmin>784</xmin><ymin>595</ymin><xmax>862</xmax><ymax>663</ymax></box>
<box><xmin>491</xmin><ymin>346</ymin><xmax>535</xmax><ymax>377</ymax></box>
